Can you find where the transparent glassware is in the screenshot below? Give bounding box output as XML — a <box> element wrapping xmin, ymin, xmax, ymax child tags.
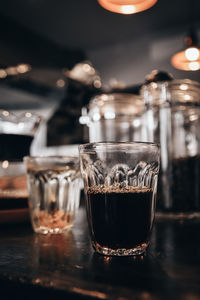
<box><xmin>0</xmin><ymin>111</ymin><xmax>42</xmax><ymax>223</ymax></box>
<box><xmin>79</xmin><ymin>142</ymin><xmax>160</xmax><ymax>256</ymax></box>
<box><xmin>0</xmin><ymin>110</ymin><xmax>42</xmax><ymax>161</ymax></box>
<box><xmin>141</xmin><ymin>79</ymin><xmax>200</xmax><ymax>218</ymax></box>
<box><xmin>24</xmin><ymin>156</ymin><xmax>81</xmax><ymax>234</ymax></box>
<box><xmin>80</xmin><ymin>93</ymin><xmax>145</xmax><ymax>143</ymax></box>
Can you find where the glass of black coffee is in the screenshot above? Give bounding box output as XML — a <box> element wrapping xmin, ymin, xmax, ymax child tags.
<box><xmin>79</xmin><ymin>142</ymin><xmax>160</xmax><ymax>256</ymax></box>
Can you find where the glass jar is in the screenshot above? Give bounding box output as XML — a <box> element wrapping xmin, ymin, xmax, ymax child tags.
<box><xmin>80</xmin><ymin>93</ymin><xmax>145</xmax><ymax>143</ymax></box>
<box><xmin>0</xmin><ymin>111</ymin><xmax>42</xmax><ymax>223</ymax></box>
<box><xmin>141</xmin><ymin>79</ymin><xmax>200</xmax><ymax>218</ymax></box>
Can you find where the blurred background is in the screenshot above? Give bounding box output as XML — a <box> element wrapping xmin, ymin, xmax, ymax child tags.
<box><xmin>0</xmin><ymin>0</ymin><xmax>199</xmax><ymax>148</ymax></box>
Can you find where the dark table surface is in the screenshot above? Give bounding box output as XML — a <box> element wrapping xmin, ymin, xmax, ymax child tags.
<box><xmin>0</xmin><ymin>205</ymin><xmax>200</xmax><ymax>300</ymax></box>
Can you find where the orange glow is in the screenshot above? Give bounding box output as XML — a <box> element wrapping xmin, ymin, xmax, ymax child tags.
<box><xmin>97</xmin><ymin>0</ymin><xmax>157</xmax><ymax>14</ymax></box>
<box><xmin>171</xmin><ymin>47</ymin><xmax>200</xmax><ymax>71</ymax></box>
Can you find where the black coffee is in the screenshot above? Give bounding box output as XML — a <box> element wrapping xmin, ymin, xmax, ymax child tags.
<box><xmin>87</xmin><ymin>185</ymin><xmax>154</xmax><ymax>250</ymax></box>
<box><xmin>0</xmin><ymin>134</ymin><xmax>33</xmax><ymax>161</ymax></box>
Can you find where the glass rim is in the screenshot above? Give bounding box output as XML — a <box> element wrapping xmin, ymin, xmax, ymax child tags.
<box><xmin>23</xmin><ymin>155</ymin><xmax>79</xmax><ymax>163</ymax></box>
<box><xmin>88</xmin><ymin>93</ymin><xmax>143</xmax><ymax>110</ymax></box>
<box><xmin>79</xmin><ymin>141</ymin><xmax>160</xmax><ymax>153</ymax></box>
<box><xmin>90</xmin><ymin>93</ymin><xmax>142</xmax><ymax>102</ymax></box>
<box><xmin>24</xmin><ymin>156</ymin><xmax>80</xmax><ymax>172</ymax></box>
<box><xmin>143</xmin><ymin>79</ymin><xmax>200</xmax><ymax>88</ymax></box>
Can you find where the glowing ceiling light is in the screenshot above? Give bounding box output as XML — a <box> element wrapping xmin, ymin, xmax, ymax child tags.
<box><xmin>185</xmin><ymin>47</ymin><xmax>200</xmax><ymax>61</ymax></box>
<box><xmin>120</xmin><ymin>5</ymin><xmax>136</xmax><ymax>14</ymax></box>
<box><xmin>171</xmin><ymin>29</ymin><xmax>200</xmax><ymax>71</ymax></box>
<box><xmin>188</xmin><ymin>61</ymin><xmax>200</xmax><ymax>71</ymax></box>
<box><xmin>171</xmin><ymin>48</ymin><xmax>200</xmax><ymax>71</ymax></box>
<box><xmin>97</xmin><ymin>0</ymin><xmax>158</xmax><ymax>15</ymax></box>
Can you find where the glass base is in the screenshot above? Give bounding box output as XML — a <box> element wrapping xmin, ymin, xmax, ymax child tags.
<box><xmin>31</xmin><ymin>210</ymin><xmax>75</xmax><ymax>234</ymax></box>
<box><xmin>33</xmin><ymin>224</ymin><xmax>73</xmax><ymax>234</ymax></box>
<box><xmin>92</xmin><ymin>242</ymin><xmax>148</xmax><ymax>256</ymax></box>
<box><xmin>156</xmin><ymin>211</ymin><xmax>200</xmax><ymax>220</ymax></box>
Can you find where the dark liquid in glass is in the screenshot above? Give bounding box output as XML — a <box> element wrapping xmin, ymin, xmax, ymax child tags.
<box><xmin>157</xmin><ymin>155</ymin><xmax>200</xmax><ymax>213</ymax></box>
<box><xmin>0</xmin><ymin>134</ymin><xmax>33</xmax><ymax>161</ymax></box>
<box><xmin>0</xmin><ymin>177</ymin><xmax>28</xmax><ymax>210</ymax></box>
<box><xmin>0</xmin><ymin>195</ymin><xmax>28</xmax><ymax>210</ymax></box>
<box><xmin>87</xmin><ymin>185</ymin><xmax>154</xmax><ymax>250</ymax></box>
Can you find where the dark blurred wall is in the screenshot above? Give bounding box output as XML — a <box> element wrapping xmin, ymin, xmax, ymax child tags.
<box><xmin>87</xmin><ymin>30</ymin><xmax>200</xmax><ymax>86</ymax></box>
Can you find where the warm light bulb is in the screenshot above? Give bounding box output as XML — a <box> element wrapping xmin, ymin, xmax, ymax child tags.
<box><xmin>185</xmin><ymin>47</ymin><xmax>200</xmax><ymax>61</ymax></box>
<box><xmin>171</xmin><ymin>48</ymin><xmax>200</xmax><ymax>71</ymax></box>
<box><xmin>188</xmin><ymin>61</ymin><xmax>200</xmax><ymax>71</ymax></box>
<box><xmin>120</xmin><ymin>5</ymin><xmax>136</xmax><ymax>14</ymax></box>
<box><xmin>97</xmin><ymin>0</ymin><xmax>158</xmax><ymax>14</ymax></box>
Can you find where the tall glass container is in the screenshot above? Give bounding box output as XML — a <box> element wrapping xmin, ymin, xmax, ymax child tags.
<box><xmin>0</xmin><ymin>111</ymin><xmax>42</xmax><ymax>223</ymax></box>
<box><xmin>141</xmin><ymin>79</ymin><xmax>200</xmax><ymax>218</ymax></box>
<box><xmin>80</xmin><ymin>93</ymin><xmax>145</xmax><ymax>143</ymax></box>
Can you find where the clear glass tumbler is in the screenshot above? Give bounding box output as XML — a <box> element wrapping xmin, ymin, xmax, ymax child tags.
<box><xmin>24</xmin><ymin>156</ymin><xmax>81</xmax><ymax>234</ymax></box>
<box><xmin>79</xmin><ymin>142</ymin><xmax>160</xmax><ymax>256</ymax></box>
